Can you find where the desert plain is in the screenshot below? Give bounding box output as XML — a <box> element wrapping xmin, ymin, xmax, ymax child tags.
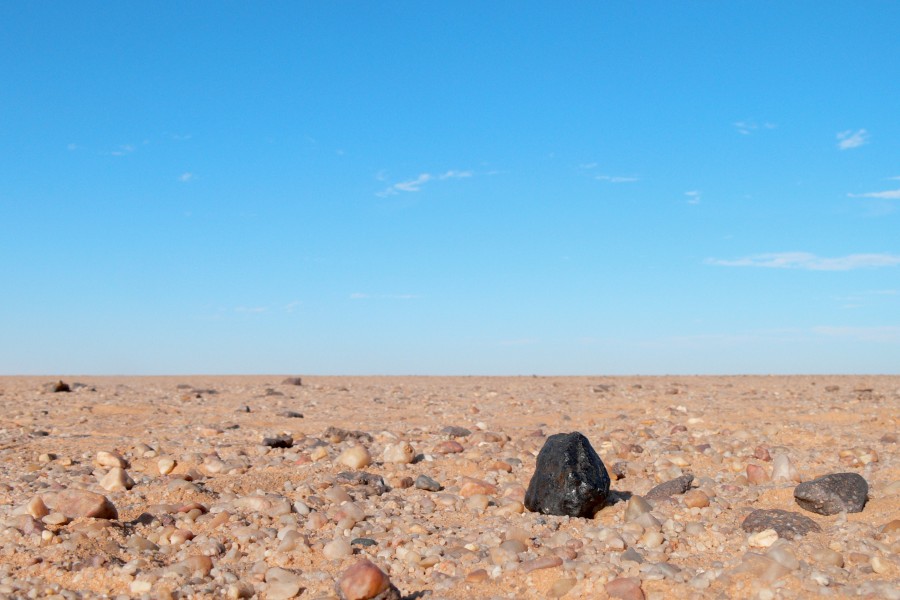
<box><xmin>0</xmin><ymin>375</ymin><xmax>897</xmax><ymax>600</ymax></box>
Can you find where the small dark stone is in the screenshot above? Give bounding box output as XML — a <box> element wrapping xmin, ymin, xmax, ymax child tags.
<box><xmin>324</xmin><ymin>426</ymin><xmax>373</xmax><ymax>444</ymax></box>
<box><xmin>237</xmin><ymin>405</ymin><xmax>251</xmax><ymax>413</ymax></box>
<box><xmin>281</xmin><ymin>377</ymin><xmax>303</xmax><ymax>386</ymax></box>
<box><xmin>264</xmin><ymin>388</ymin><xmax>284</xmax><ymax>397</ymax></box>
<box><xmin>741</xmin><ymin>509</ymin><xmax>821</xmax><ymax>539</ymax></box>
<box><xmin>278</xmin><ymin>410</ymin><xmax>304</xmax><ymax>419</ymax></box>
<box><xmin>45</xmin><ymin>380</ymin><xmax>70</xmax><ymax>393</ymax></box>
<box><xmin>645</xmin><ymin>474</ymin><xmax>694</xmax><ymax>501</ymax></box>
<box><xmin>592</xmin><ymin>384</ymin><xmax>614</xmax><ymax>394</ymax></box>
<box><xmin>794</xmin><ymin>473</ymin><xmax>868</xmax><ymax>515</ymax></box>
<box><xmin>442</xmin><ymin>426</ymin><xmax>472</xmax><ymax>438</ymax></box>
<box><xmin>880</xmin><ymin>433</ymin><xmax>897</xmax><ymax>444</ymax></box>
<box><xmin>414</xmin><ymin>475</ymin><xmax>442</xmax><ymax>492</ymax></box>
<box><xmin>611</xmin><ymin>462</ymin><xmax>628</xmax><ymax>480</ymax></box>
<box><xmin>335</xmin><ymin>472</ymin><xmax>389</xmax><ymax>497</ymax></box>
<box><xmin>262</xmin><ymin>434</ymin><xmax>293</xmax><ymax>449</ymax></box>
<box><xmin>824</xmin><ymin>385</ymin><xmax>840</xmax><ymax>392</ymax></box>
<box><xmin>351</xmin><ymin>537</ymin><xmax>377</xmax><ymax>547</ymax></box>
<box><xmin>620</xmin><ymin>547</ymin><xmax>644</xmax><ymax>564</ymax></box>
<box><xmin>524</xmin><ymin>431</ymin><xmax>610</xmax><ymax>518</ymax></box>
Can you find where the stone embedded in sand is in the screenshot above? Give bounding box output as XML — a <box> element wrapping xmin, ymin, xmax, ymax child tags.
<box><xmin>335</xmin><ymin>559</ymin><xmax>400</xmax><ymax>600</ymax></box>
<box><xmin>433</xmin><ymin>440</ymin><xmax>464</xmax><ymax>454</ymax></box>
<box><xmin>27</xmin><ymin>496</ymin><xmax>50</xmax><ymax>519</ymax></box>
<box><xmin>158</xmin><ymin>457</ymin><xmax>176</xmax><ymax>475</ymax></box>
<box><xmin>746</xmin><ymin>464</ymin><xmax>771</xmax><ymax>485</ymax></box>
<box><xmin>459</xmin><ymin>477</ymin><xmax>498</xmax><ymax>498</ymax></box>
<box><xmin>741</xmin><ymin>509</ymin><xmax>820</xmax><ymax>539</ymax></box>
<box><xmin>265</xmin><ymin>567</ymin><xmax>303</xmax><ymax>600</ymax></box>
<box><xmin>645</xmin><ymin>474</ymin><xmax>694</xmax><ymax>501</ymax></box>
<box><xmin>52</xmin><ymin>489</ymin><xmax>118</xmax><ymax>520</ymax></box>
<box><xmin>605</xmin><ymin>577</ymin><xmax>645</xmax><ymax>600</ymax></box>
<box><xmin>415</xmin><ymin>474</ymin><xmax>441</xmax><ymax>492</ymax></box>
<box><xmin>43</xmin><ymin>380</ymin><xmax>71</xmax><ymax>393</ymax></box>
<box><xmin>794</xmin><ymin>472</ymin><xmax>868</xmax><ymax>515</ymax></box>
<box><xmin>682</xmin><ymin>489</ymin><xmax>710</xmax><ymax>508</ymax></box>
<box><xmin>771</xmin><ymin>454</ymin><xmax>801</xmax><ymax>482</ymax></box>
<box><xmin>95</xmin><ymin>451</ymin><xmax>128</xmax><ymax>469</ymax></box>
<box><xmin>281</xmin><ymin>376</ymin><xmax>303</xmax><ymax>386</ymax></box>
<box><xmin>100</xmin><ymin>467</ymin><xmax>135</xmax><ymax>492</ymax></box>
<box><xmin>382</xmin><ymin>441</ymin><xmax>415</xmax><ymax>464</ymax></box>
<box><xmin>524</xmin><ymin>431</ymin><xmax>610</xmax><ymax>518</ymax></box>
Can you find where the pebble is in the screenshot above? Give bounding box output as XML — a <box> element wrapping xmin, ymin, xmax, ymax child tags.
<box><xmin>524</xmin><ymin>431</ymin><xmax>610</xmax><ymax>517</ymax></box>
<box><xmin>793</xmin><ymin>472</ymin><xmax>868</xmax><ymax>515</ymax></box>
<box><xmin>335</xmin><ymin>559</ymin><xmax>400</xmax><ymax>600</ymax></box>
<box><xmin>100</xmin><ymin>467</ymin><xmax>135</xmax><ymax>491</ymax></box>
<box><xmin>338</xmin><ymin>446</ymin><xmax>372</xmax><ymax>469</ymax></box>
<box><xmin>605</xmin><ymin>577</ymin><xmax>645</xmax><ymax>600</ymax></box>
<box><xmin>382</xmin><ymin>441</ymin><xmax>415</xmax><ymax>464</ymax></box>
<box><xmin>433</xmin><ymin>440</ymin><xmax>464</xmax><ymax>454</ymax></box>
<box><xmin>459</xmin><ymin>477</ymin><xmax>497</xmax><ymax>497</ymax></box>
<box><xmin>645</xmin><ymin>474</ymin><xmax>694</xmax><ymax>500</ymax></box>
<box><xmin>771</xmin><ymin>454</ymin><xmax>802</xmax><ymax>482</ymax></box>
<box><xmin>746</xmin><ymin>464</ymin><xmax>770</xmax><ymax>484</ymax></box>
<box><xmin>95</xmin><ymin>450</ymin><xmax>128</xmax><ymax>468</ymax></box>
<box><xmin>741</xmin><ymin>509</ymin><xmax>821</xmax><ymax>539</ymax></box>
<box><xmin>414</xmin><ymin>474</ymin><xmax>441</xmax><ymax>491</ymax></box>
<box><xmin>50</xmin><ymin>489</ymin><xmax>118</xmax><ymax>520</ymax></box>
<box><xmin>157</xmin><ymin>457</ymin><xmax>176</xmax><ymax>475</ymax></box>
<box><xmin>262</xmin><ymin>434</ymin><xmax>294</xmax><ymax>449</ymax></box>
<box><xmin>323</xmin><ymin>538</ymin><xmax>354</xmax><ymax>559</ymax></box>
<box><xmin>265</xmin><ymin>567</ymin><xmax>303</xmax><ymax>600</ymax></box>
<box><xmin>682</xmin><ymin>489</ymin><xmax>709</xmax><ymax>508</ymax></box>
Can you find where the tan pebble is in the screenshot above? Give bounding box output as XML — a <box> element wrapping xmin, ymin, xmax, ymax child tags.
<box><xmin>338</xmin><ymin>446</ymin><xmax>371</xmax><ymax>469</ymax></box>
<box><xmin>225</xmin><ymin>582</ymin><xmax>256</xmax><ymax>599</ymax></box>
<box><xmin>682</xmin><ymin>489</ymin><xmax>709</xmax><ymax>508</ymax></box>
<box><xmin>335</xmin><ymin>559</ymin><xmax>395</xmax><ymax>600</ymax></box>
<box><xmin>323</xmin><ymin>538</ymin><xmax>353</xmax><ymax>559</ymax></box>
<box><xmin>53</xmin><ymin>489</ymin><xmax>118</xmax><ymax>520</ymax></box>
<box><xmin>459</xmin><ymin>477</ymin><xmax>497</xmax><ymax>497</ymax></box>
<box><xmin>548</xmin><ymin>577</ymin><xmax>577</xmax><ymax>598</ymax></box>
<box><xmin>488</xmin><ymin>460</ymin><xmax>513</xmax><ymax>472</ymax></box>
<box><xmin>157</xmin><ymin>458</ymin><xmax>176</xmax><ymax>475</ymax></box>
<box><xmin>100</xmin><ymin>467</ymin><xmax>135</xmax><ymax>492</ymax></box>
<box><xmin>27</xmin><ymin>496</ymin><xmax>49</xmax><ymax>519</ymax></box>
<box><xmin>465</xmin><ymin>568</ymin><xmax>489</xmax><ymax>583</ymax></box>
<box><xmin>42</xmin><ymin>512</ymin><xmax>68</xmax><ymax>526</ymax></box>
<box><xmin>182</xmin><ymin>554</ymin><xmax>213</xmax><ymax>576</ymax></box>
<box><xmin>870</xmin><ymin>555</ymin><xmax>889</xmax><ymax>574</ymax></box>
<box><xmin>382</xmin><ymin>441</ymin><xmax>415</xmax><ymax>464</ymax></box>
<box><xmin>310</xmin><ymin>446</ymin><xmax>329</xmax><ymax>461</ymax></box>
<box><xmin>95</xmin><ymin>451</ymin><xmax>127</xmax><ymax>468</ymax></box>
<box><xmin>748</xmin><ymin>528</ymin><xmax>779</xmax><ymax>548</ymax></box>
<box><xmin>746</xmin><ymin>464</ymin><xmax>771</xmax><ymax>485</ymax></box>
<box><xmin>881</xmin><ymin>519</ymin><xmax>900</xmax><ymax>534</ymax></box>
<box><xmin>130</xmin><ymin>581</ymin><xmax>153</xmax><ymax>594</ymax></box>
<box><xmin>520</xmin><ymin>555</ymin><xmax>563</xmax><ymax>573</ymax></box>
<box><xmin>169</xmin><ymin>529</ymin><xmax>194</xmax><ymax>545</ymax></box>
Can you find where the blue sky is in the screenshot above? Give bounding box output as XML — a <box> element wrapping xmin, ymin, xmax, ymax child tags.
<box><xmin>2</xmin><ymin>2</ymin><xmax>898</xmax><ymax>375</ymax></box>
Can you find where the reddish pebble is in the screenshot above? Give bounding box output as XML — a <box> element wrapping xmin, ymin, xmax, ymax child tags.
<box><xmin>606</xmin><ymin>577</ymin><xmax>645</xmax><ymax>600</ymax></box>
<box><xmin>52</xmin><ymin>489</ymin><xmax>118</xmax><ymax>520</ymax></box>
<box><xmin>433</xmin><ymin>440</ymin><xmax>464</xmax><ymax>454</ymax></box>
<box><xmin>459</xmin><ymin>477</ymin><xmax>498</xmax><ymax>497</ymax></box>
<box><xmin>335</xmin><ymin>559</ymin><xmax>399</xmax><ymax>600</ymax></box>
<box><xmin>746</xmin><ymin>464</ymin><xmax>771</xmax><ymax>485</ymax></box>
<box><xmin>754</xmin><ymin>445</ymin><xmax>772</xmax><ymax>461</ymax></box>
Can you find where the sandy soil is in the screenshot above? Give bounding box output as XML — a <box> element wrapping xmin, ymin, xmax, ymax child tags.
<box><xmin>0</xmin><ymin>375</ymin><xmax>897</xmax><ymax>599</ymax></box>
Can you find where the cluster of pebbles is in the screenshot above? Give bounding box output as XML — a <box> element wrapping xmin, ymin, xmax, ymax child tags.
<box><xmin>0</xmin><ymin>375</ymin><xmax>897</xmax><ymax>599</ymax></box>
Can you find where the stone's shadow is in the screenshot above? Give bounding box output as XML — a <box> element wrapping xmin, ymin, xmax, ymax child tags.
<box><xmin>404</xmin><ymin>592</ymin><xmax>429</xmax><ymax>600</ymax></box>
<box><xmin>607</xmin><ymin>490</ymin><xmax>633</xmax><ymax>505</ymax></box>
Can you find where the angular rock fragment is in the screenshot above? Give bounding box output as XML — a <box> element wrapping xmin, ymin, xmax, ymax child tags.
<box><xmin>335</xmin><ymin>559</ymin><xmax>401</xmax><ymax>600</ymax></box>
<box><xmin>524</xmin><ymin>431</ymin><xmax>610</xmax><ymax>518</ymax></box>
<box><xmin>334</xmin><ymin>471</ymin><xmax>389</xmax><ymax>497</ymax></box>
<box><xmin>645</xmin><ymin>474</ymin><xmax>694</xmax><ymax>501</ymax></box>
<box><xmin>50</xmin><ymin>489</ymin><xmax>118</xmax><ymax>520</ymax></box>
<box><xmin>741</xmin><ymin>509</ymin><xmax>820</xmax><ymax>539</ymax></box>
<box><xmin>262</xmin><ymin>434</ymin><xmax>294</xmax><ymax>449</ymax></box>
<box><xmin>281</xmin><ymin>377</ymin><xmax>303</xmax><ymax>386</ymax></box>
<box><xmin>414</xmin><ymin>474</ymin><xmax>441</xmax><ymax>492</ymax></box>
<box><xmin>794</xmin><ymin>472</ymin><xmax>868</xmax><ymax>515</ymax></box>
<box><xmin>442</xmin><ymin>425</ymin><xmax>472</xmax><ymax>438</ymax></box>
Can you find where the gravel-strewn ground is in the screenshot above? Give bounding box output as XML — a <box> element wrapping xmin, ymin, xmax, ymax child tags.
<box><xmin>0</xmin><ymin>375</ymin><xmax>897</xmax><ymax>599</ymax></box>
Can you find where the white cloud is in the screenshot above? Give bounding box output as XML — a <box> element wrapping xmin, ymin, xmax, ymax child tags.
<box><xmin>376</xmin><ymin>170</ymin><xmax>472</xmax><ymax>197</ymax></box>
<box><xmin>178</xmin><ymin>172</ymin><xmax>194</xmax><ymax>182</ymax></box>
<box><xmin>734</xmin><ymin>121</ymin><xmax>777</xmax><ymax>135</ymax></box>
<box><xmin>685</xmin><ymin>190</ymin><xmax>701</xmax><ymax>204</ymax></box>
<box><xmin>812</xmin><ymin>326</ymin><xmax>900</xmax><ymax>343</ymax></box>
<box><xmin>706</xmin><ymin>252</ymin><xmax>900</xmax><ymax>271</ymax></box>
<box><xmin>848</xmin><ymin>188</ymin><xmax>900</xmax><ymax>200</ymax></box>
<box><xmin>596</xmin><ymin>175</ymin><xmax>639</xmax><ymax>183</ymax></box>
<box><xmin>837</xmin><ymin>129</ymin><xmax>869</xmax><ymax>150</ymax></box>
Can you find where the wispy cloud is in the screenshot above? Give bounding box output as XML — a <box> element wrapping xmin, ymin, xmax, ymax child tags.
<box><xmin>734</xmin><ymin>121</ymin><xmax>777</xmax><ymax>135</ymax></box>
<box><xmin>812</xmin><ymin>326</ymin><xmax>900</xmax><ymax>343</ymax></box>
<box><xmin>110</xmin><ymin>144</ymin><xmax>136</xmax><ymax>156</ymax></box>
<box><xmin>350</xmin><ymin>293</ymin><xmax>421</xmax><ymax>300</ymax></box>
<box><xmin>178</xmin><ymin>172</ymin><xmax>194</xmax><ymax>183</ymax></box>
<box><xmin>376</xmin><ymin>170</ymin><xmax>471</xmax><ymax>197</ymax></box>
<box><xmin>685</xmin><ymin>190</ymin><xmax>701</xmax><ymax>204</ymax></box>
<box><xmin>848</xmin><ymin>188</ymin><xmax>900</xmax><ymax>200</ymax></box>
<box><xmin>837</xmin><ymin>129</ymin><xmax>869</xmax><ymax>150</ymax></box>
<box><xmin>706</xmin><ymin>252</ymin><xmax>900</xmax><ymax>271</ymax></box>
<box><xmin>596</xmin><ymin>175</ymin><xmax>639</xmax><ymax>183</ymax></box>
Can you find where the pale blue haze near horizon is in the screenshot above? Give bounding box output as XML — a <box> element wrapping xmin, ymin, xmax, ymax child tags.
<box><xmin>1</xmin><ymin>2</ymin><xmax>899</xmax><ymax>375</ymax></box>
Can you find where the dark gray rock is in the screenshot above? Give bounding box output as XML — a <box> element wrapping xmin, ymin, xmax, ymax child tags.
<box><xmin>281</xmin><ymin>377</ymin><xmax>303</xmax><ymax>386</ymax></box>
<box><xmin>645</xmin><ymin>474</ymin><xmax>694</xmax><ymax>501</ymax></box>
<box><xmin>414</xmin><ymin>475</ymin><xmax>442</xmax><ymax>492</ymax></box>
<box><xmin>524</xmin><ymin>431</ymin><xmax>610</xmax><ymax>518</ymax></box>
<box><xmin>794</xmin><ymin>473</ymin><xmax>868</xmax><ymax>515</ymax></box>
<box><xmin>741</xmin><ymin>509</ymin><xmax>821</xmax><ymax>539</ymax></box>
<box><xmin>262</xmin><ymin>434</ymin><xmax>293</xmax><ymax>449</ymax></box>
<box><xmin>335</xmin><ymin>471</ymin><xmax>389</xmax><ymax>497</ymax></box>
<box><xmin>278</xmin><ymin>410</ymin><xmax>304</xmax><ymax>419</ymax></box>
<box><xmin>442</xmin><ymin>425</ymin><xmax>472</xmax><ymax>438</ymax></box>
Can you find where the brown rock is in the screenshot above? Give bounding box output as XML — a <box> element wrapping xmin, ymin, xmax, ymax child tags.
<box><xmin>746</xmin><ymin>464</ymin><xmax>771</xmax><ymax>485</ymax></box>
<box><xmin>433</xmin><ymin>440</ymin><xmax>464</xmax><ymax>454</ymax></box>
<box><xmin>51</xmin><ymin>489</ymin><xmax>118</xmax><ymax>520</ymax></box>
<box><xmin>335</xmin><ymin>560</ymin><xmax>400</xmax><ymax>600</ymax></box>
<box><xmin>459</xmin><ymin>477</ymin><xmax>497</xmax><ymax>497</ymax></box>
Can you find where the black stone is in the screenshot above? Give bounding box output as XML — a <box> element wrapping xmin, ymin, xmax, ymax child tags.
<box><xmin>645</xmin><ymin>474</ymin><xmax>694</xmax><ymax>501</ymax></box>
<box><xmin>794</xmin><ymin>473</ymin><xmax>868</xmax><ymax>515</ymax></box>
<box><xmin>262</xmin><ymin>434</ymin><xmax>293</xmax><ymax>449</ymax></box>
<box><xmin>350</xmin><ymin>537</ymin><xmax>377</xmax><ymax>547</ymax></box>
<box><xmin>741</xmin><ymin>509</ymin><xmax>821</xmax><ymax>539</ymax></box>
<box><xmin>524</xmin><ymin>431</ymin><xmax>610</xmax><ymax>518</ymax></box>
<box><xmin>278</xmin><ymin>410</ymin><xmax>304</xmax><ymax>419</ymax></box>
